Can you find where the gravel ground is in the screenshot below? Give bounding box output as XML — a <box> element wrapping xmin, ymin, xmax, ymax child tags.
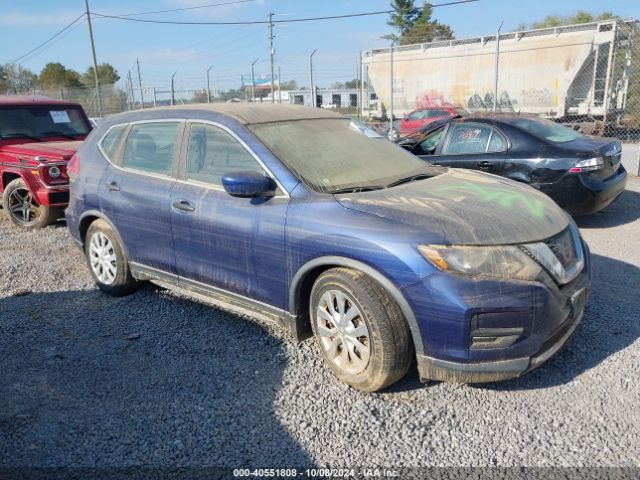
<box><xmin>1</xmin><ymin>178</ymin><xmax>639</xmax><ymax>470</ymax></box>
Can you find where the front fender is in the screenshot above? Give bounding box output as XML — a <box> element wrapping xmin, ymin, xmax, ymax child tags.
<box><xmin>289</xmin><ymin>255</ymin><xmax>426</xmax><ymax>357</ymax></box>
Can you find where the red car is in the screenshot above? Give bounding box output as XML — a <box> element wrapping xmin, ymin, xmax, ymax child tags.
<box><xmin>0</xmin><ymin>96</ymin><xmax>92</xmax><ymax>229</ymax></box>
<box><xmin>399</xmin><ymin>106</ymin><xmax>467</xmax><ymax>136</ymax></box>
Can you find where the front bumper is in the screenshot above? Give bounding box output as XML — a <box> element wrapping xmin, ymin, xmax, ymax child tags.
<box><xmin>35</xmin><ymin>187</ymin><xmax>70</xmax><ymax>207</ymax></box>
<box><xmin>416</xmin><ymin>306</ymin><xmax>584</xmax><ymax>383</ymax></box>
<box><xmin>403</xmin><ymin>239</ymin><xmax>591</xmax><ymax>383</ymax></box>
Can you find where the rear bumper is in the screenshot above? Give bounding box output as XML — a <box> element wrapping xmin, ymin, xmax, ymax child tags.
<box><xmin>545</xmin><ymin>165</ymin><xmax>627</xmax><ymax>215</ymax></box>
<box><xmin>416</xmin><ymin>307</ymin><xmax>584</xmax><ymax>383</ymax></box>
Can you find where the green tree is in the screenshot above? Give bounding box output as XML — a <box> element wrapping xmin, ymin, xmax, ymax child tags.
<box><xmin>527</xmin><ymin>11</ymin><xmax>617</xmax><ymax>29</ymax></box>
<box><xmin>383</xmin><ymin>1</ymin><xmax>454</xmax><ymax>45</ymax></box>
<box><xmin>279</xmin><ymin>80</ymin><xmax>298</xmax><ymax>90</ymax></box>
<box><xmin>82</xmin><ymin>63</ymin><xmax>120</xmax><ymax>87</ymax></box>
<box><xmin>345</xmin><ymin>79</ymin><xmax>368</xmax><ymax>89</ymax></box>
<box><xmin>383</xmin><ymin>0</ymin><xmax>419</xmax><ymax>43</ymax></box>
<box><xmin>191</xmin><ymin>90</ymin><xmax>208</xmax><ymax>103</ymax></box>
<box><xmin>403</xmin><ymin>4</ymin><xmax>454</xmax><ymax>44</ymax></box>
<box><xmin>38</xmin><ymin>63</ymin><xmax>82</xmax><ymax>90</ymax></box>
<box><xmin>0</xmin><ymin>63</ymin><xmax>38</xmax><ymax>93</ymax></box>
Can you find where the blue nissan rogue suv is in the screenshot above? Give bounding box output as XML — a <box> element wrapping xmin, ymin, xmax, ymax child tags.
<box><xmin>66</xmin><ymin>104</ymin><xmax>591</xmax><ymax>392</ymax></box>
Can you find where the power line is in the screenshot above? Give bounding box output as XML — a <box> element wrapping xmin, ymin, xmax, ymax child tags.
<box><xmin>105</xmin><ymin>0</ymin><xmax>257</xmax><ymax>18</ymax></box>
<box><xmin>15</xmin><ymin>19</ymin><xmax>86</xmax><ymax>65</ymax></box>
<box><xmin>91</xmin><ymin>1</ymin><xmax>478</xmax><ymax>26</ymax></box>
<box><xmin>8</xmin><ymin>13</ymin><xmax>86</xmax><ymax>64</ymax></box>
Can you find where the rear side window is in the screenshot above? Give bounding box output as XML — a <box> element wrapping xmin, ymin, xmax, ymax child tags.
<box><xmin>185</xmin><ymin>123</ymin><xmax>266</xmax><ymax>186</ymax></box>
<box><xmin>122</xmin><ymin>122</ymin><xmax>179</xmax><ymax>176</ymax></box>
<box><xmin>444</xmin><ymin>123</ymin><xmax>506</xmax><ymax>155</ymax></box>
<box><xmin>100</xmin><ymin>125</ymin><xmax>127</xmax><ymax>161</ymax></box>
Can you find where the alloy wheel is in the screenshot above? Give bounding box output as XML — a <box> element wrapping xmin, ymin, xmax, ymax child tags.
<box><xmin>316</xmin><ymin>289</ymin><xmax>371</xmax><ymax>375</ymax></box>
<box><xmin>7</xmin><ymin>187</ymin><xmax>40</xmax><ymax>226</ymax></box>
<box><xmin>89</xmin><ymin>232</ymin><xmax>118</xmax><ymax>285</ymax></box>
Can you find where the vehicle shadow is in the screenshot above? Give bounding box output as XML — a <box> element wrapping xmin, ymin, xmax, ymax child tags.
<box><xmin>385</xmin><ymin>253</ymin><xmax>640</xmax><ymax>394</ymax></box>
<box><xmin>0</xmin><ymin>286</ymin><xmax>314</xmax><ymax>470</ymax></box>
<box><xmin>574</xmin><ymin>188</ymin><xmax>640</xmax><ymax>228</ymax></box>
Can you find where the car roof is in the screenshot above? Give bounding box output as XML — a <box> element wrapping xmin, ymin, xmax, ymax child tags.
<box><xmin>137</xmin><ymin>103</ymin><xmax>345</xmax><ymax>125</ymax></box>
<box><xmin>0</xmin><ymin>95</ymin><xmax>83</xmax><ymax>107</ymax></box>
<box><xmin>459</xmin><ymin>112</ymin><xmax>541</xmax><ymax>125</ymax></box>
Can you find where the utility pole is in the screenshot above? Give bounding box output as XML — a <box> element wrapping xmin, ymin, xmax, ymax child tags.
<box><xmin>136</xmin><ymin>59</ymin><xmax>145</xmax><ymax>108</ymax></box>
<box><xmin>388</xmin><ymin>41</ymin><xmax>396</xmax><ymax>140</ymax></box>
<box><xmin>309</xmin><ymin>49</ymin><xmax>317</xmax><ymax>108</ymax></box>
<box><xmin>493</xmin><ymin>20</ymin><xmax>504</xmax><ymax>112</ymax></box>
<box><xmin>84</xmin><ymin>0</ymin><xmax>103</xmax><ymax>117</ymax></box>
<box><xmin>277</xmin><ymin>66</ymin><xmax>282</xmax><ymax>104</ymax></box>
<box><xmin>357</xmin><ymin>53</ymin><xmax>362</xmax><ymax>120</ymax></box>
<box><xmin>206</xmin><ymin>65</ymin><xmax>213</xmax><ymax>103</ymax></box>
<box><xmin>171</xmin><ymin>71</ymin><xmax>177</xmax><ymax>106</ymax></box>
<box><xmin>268</xmin><ymin>13</ymin><xmax>275</xmax><ymax>104</ymax></box>
<box><xmin>126</xmin><ymin>70</ymin><xmax>133</xmax><ymax>109</ymax></box>
<box><xmin>250</xmin><ymin>58</ymin><xmax>258</xmax><ymax>102</ymax></box>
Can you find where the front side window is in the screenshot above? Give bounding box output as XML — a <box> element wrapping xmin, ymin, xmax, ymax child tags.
<box><xmin>250</xmin><ymin>118</ymin><xmax>441</xmax><ymax>193</ymax></box>
<box><xmin>186</xmin><ymin>123</ymin><xmax>266</xmax><ymax>186</ymax></box>
<box><xmin>0</xmin><ymin>105</ymin><xmax>91</xmax><ymax>141</ymax></box>
<box><xmin>418</xmin><ymin>126</ymin><xmax>446</xmax><ymax>154</ymax></box>
<box><xmin>443</xmin><ymin>123</ymin><xmax>506</xmax><ymax>155</ymax></box>
<box><xmin>122</xmin><ymin>122</ymin><xmax>179</xmax><ymax>176</ymax></box>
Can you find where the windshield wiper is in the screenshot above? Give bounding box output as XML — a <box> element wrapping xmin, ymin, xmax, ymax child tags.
<box><xmin>386</xmin><ymin>173</ymin><xmax>434</xmax><ymax>188</ymax></box>
<box><xmin>330</xmin><ymin>185</ymin><xmax>385</xmax><ymax>194</ymax></box>
<box><xmin>39</xmin><ymin>131</ymin><xmax>80</xmax><ymax>140</ymax></box>
<box><xmin>0</xmin><ymin>132</ymin><xmax>42</xmax><ymax>142</ymax></box>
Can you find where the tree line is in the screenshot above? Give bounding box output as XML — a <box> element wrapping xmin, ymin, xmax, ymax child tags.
<box><xmin>0</xmin><ymin>62</ymin><xmax>120</xmax><ymax>95</ymax></box>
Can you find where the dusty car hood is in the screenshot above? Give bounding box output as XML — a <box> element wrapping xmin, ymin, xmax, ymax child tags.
<box><xmin>0</xmin><ymin>141</ymin><xmax>81</xmax><ymax>160</ymax></box>
<box><xmin>335</xmin><ymin>169</ymin><xmax>569</xmax><ymax>246</ymax></box>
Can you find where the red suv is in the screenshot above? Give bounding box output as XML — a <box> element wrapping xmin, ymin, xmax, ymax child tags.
<box><xmin>0</xmin><ymin>96</ymin><xmax>92</xmax><ymax>229</ymax></box>
<box><xmin>399</xmin><ymin>106</ymin><xmax>467</xmax><ymax>136</ymax></box>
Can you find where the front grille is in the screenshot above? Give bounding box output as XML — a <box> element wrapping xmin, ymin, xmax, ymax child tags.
<box><xmin>544</xmin><ymin>228</ymin><xmax>577</xmax><ymax>270</ymax></box>
<box><xmin>48</xmin><ymin>191</ymin><xmax>70</xmax><ymax>205</ymax></box>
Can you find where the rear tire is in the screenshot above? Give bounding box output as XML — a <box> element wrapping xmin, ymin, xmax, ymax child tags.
<box><xmin>85</xmin><ymin>219</ymin><xmax>139</xmax><ymax>296</ymax></box>
<box><xmin>2</xmin><ymin>178</ymin><xmax>58</xmax><ymax>229</ymax></box>
<box><xmin>310</xmin><ymin>268</ymin><xmax>412</xmax><ymax>392</ymax></box>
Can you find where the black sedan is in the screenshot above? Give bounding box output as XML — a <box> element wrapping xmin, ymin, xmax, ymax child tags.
<box><xmin>396</xmin><ymin>114</ymin><xmax>628</xmax><ymax>215</ymax></box>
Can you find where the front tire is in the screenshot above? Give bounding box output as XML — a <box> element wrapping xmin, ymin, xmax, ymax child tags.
<box><xmin>2</xmin><ymin>178</ymin><xmax>58</xmax><ymax>229</ymax></box>
<box><xmin>85</xmin><ymin>219</ymin><xmax>139</xmax><ymax>296</ymax></box>
<box><xmin>310</xmin><ymin>268</ymin><xmax>412</xmax><ymax>392</ymax></box>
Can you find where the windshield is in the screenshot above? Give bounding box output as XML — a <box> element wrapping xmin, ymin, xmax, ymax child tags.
<box><xmin>0</xmin><ymin>105</ymin><xmax>91</xmax><ymax>140</ymax></box>
<box><xmin>250</xmin><ymin>118</ymin><xmax>441</xmax><ymax>193</ymax></box>
<box><xmin>511</xmin><ymin>116</ymin><xmax>582</xmax><ymax>143</ymax></box>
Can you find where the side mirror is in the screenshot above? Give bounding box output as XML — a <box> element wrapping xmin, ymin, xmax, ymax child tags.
<box><xmin>221</xmin><ymin>171</ymin><xmax>276</xmax><ymax>198</ymax></box>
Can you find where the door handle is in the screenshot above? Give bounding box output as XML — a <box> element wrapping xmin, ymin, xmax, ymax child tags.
<box><xmin>478</xmin><ymin>161</ymin><xmax>493</xmax><ymax>169</ymax></box>
<box><xmin>172</xmin><ymin>199</ymin><xmax>196</xmax><ymax>213</ymax></box>
<box><xmin>105</xmin><ymin>181</ymin><xmax>120</xmax><ymax>191</ymax></box>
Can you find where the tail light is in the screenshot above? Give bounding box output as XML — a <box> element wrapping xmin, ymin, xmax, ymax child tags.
<box><xmin>67</xmin><ymin>154</ymin><xmax>80</xmax><ymax>180</ymax></box>
<box><xmin>569</xmin><ymin>157</ymin><xmax>604</xmax><ymax>173</ymax></box>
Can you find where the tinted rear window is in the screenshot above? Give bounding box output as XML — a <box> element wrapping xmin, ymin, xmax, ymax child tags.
<box><xmin>511</xmin><ymin>117</ymin><xmax>582</xmax><ymax>143</ymax></box>
<box><xmin>0</xmin><ymin>105</ymin><xmax>91</xmax><ymax>140</ymax></box>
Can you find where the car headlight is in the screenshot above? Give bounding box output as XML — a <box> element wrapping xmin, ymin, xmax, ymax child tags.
<box><xmin>48</xmin><ymin>166</ymin><xmax>62</xmax><ymax>178</ymax></box>
<box><xmin>418</xmin><ymin>244</ymin><xmax>542</xmax><ymax>281</ymax></box>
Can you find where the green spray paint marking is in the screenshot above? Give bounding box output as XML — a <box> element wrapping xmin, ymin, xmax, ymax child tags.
<box><xmin>436</xmin><ymin>181</ymin><xmax>547</xmax><ymax>218</ymax></box>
